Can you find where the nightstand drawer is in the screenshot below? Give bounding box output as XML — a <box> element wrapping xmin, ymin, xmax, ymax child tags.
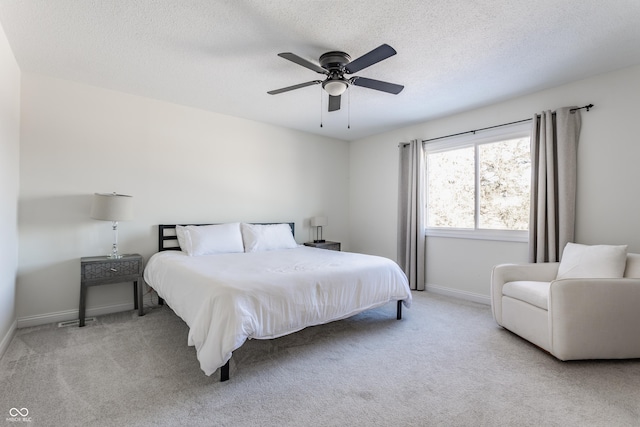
<box><xmin>304</xmin><ymin>241</ymin><xmax>341</xmax><ymax>251</ymax></box>
<box><xmin>82</xmin><ymin>259</ymin><xmax>141</xmax><ymax>280</ymax></box>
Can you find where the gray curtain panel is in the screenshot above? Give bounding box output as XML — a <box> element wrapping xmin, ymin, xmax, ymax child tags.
<box><xmin>529</xmin><ymin>107</ymin><xmax>582</xmax><ymax>262</ymax></box>
<box><xmin>398</xmin><ymin>140</ymin><xmax>426</xmax><ymax>290</ymax></box>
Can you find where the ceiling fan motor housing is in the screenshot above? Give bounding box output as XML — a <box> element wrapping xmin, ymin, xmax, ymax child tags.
<box><xmin>319</xmin><ymin>51</ymin><xmax>351</xmax><ymax>94</ymax></box>
<box><xmin>319</xmin><ymin>51</ymin><xmax>351</xmax><ymax>71</ymax></box>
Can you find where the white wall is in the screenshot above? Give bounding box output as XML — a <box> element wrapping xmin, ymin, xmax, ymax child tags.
<box><xmin>0</xmin><ymin>21</ymin><xmax>20</xmax><ymax>354</ymax></box>
<box><xmin>350</xmin><ymin>64</ymin><xmax>640</xmax><ymax>303</ymax></box>
<box><xmin>17</xmin><ymin>73</ymin><xmax>349</xmax><ymax>326</ymax></box>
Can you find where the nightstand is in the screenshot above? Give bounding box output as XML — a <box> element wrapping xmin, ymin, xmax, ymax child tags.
<box><xmin>79</xmin><ymin>253</ymin><xmax>144</xmax><ymax>327</ymax></box>
<box><xmin>304</xmin><ymin>241</ymin><xmax>341</xmax><ymax>251</ymax></box>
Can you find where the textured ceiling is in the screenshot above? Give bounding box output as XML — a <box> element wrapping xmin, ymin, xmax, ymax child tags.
<box><xmin>1</xmin><ymin>0</ymin><xmax>640</xmax><ymax>141</ymax></box>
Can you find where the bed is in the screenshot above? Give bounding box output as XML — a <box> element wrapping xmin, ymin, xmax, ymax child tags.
<box><xmin>143</xmin><ymin>222</ymin><xmax>412</xmax><ymax>381</ymax></box>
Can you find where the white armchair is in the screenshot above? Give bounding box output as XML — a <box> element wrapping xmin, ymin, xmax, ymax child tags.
<box><xmin>491</xmin><ymin>252</ymin><xmax>640</xmax><ymax>360</ymax></box>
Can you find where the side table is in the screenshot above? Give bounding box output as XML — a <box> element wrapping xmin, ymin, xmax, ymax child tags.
<box><xmin>79</xmin><ymin>253</ymin><xmax>144</xmax><ymax>327</ymax></box>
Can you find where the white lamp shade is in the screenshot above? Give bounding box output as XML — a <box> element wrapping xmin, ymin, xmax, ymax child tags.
<box><xmin>90</xmin><ymin>193</ymin><xmax>133</xmax><ymax>221</ymax></box>
<box><xmin>311</xmin><ymin>216</ymin><xmax>328</xmax><ymax>227</ymax></box>
<box><xmin>323</xmin><ymin>80</ymin><xmax>348</xmax><ymax>96</ymax></box>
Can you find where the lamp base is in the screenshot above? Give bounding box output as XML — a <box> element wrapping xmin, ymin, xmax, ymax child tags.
<box><xmin>313</xmin><ymin>239</ymin><xmax>326</xmax><ymax>243</ymax></box>
<box><xmin>108</xmin><ymin>222</ymin><xmax>123</xmax><ymax>259</ymax></box>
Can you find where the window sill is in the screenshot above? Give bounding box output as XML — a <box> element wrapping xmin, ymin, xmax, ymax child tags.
<box><xmin>425</xmin><ymin>228</ymin><xmax>528</xmax><ymax>243</ymax></box>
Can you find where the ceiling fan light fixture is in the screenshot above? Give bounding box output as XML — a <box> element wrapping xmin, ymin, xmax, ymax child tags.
<box><xmin>323</xmin><ymin>80</ymin><xmax>348</xmax><ymax>96</ymax></box>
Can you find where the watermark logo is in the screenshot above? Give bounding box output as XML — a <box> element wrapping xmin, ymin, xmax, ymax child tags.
<box><xmin>6</xmin><ymin>408</ymin><xmax>31</xmax><ymax>423</ymax></box>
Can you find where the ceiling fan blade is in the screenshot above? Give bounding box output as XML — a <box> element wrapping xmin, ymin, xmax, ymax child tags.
<box><xmin>351</xmin><ymin>77</ymin><xmax>404</xmax><ymax>94</ymax></box>
<box><xmin>344</xmin><ymin>44</ymin><xmax>397</xmax><ymax>74</ymax></box>
<box><xmin>278</xmin><ymin>53</ymin><xmax>328</xmax><ymax>74</ymax></box>
<box><xmin>267</xmin><ymin>80</ymin><xmax>322</xmax><ymax>95</ymax></box>
<box><xmin>328</xmin><ymin>95</ymin><xmax>341</xmax><ymax>112</ymax></box>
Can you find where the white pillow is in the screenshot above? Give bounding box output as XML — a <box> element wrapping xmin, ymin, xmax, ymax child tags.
<box><xmin>241</xmin><ymin>223</ymin><xmax>297</xmax><ymax>252</ymax></box>
<box><xmin>175</xmin><ymin>223</ymin><xmax>244</xmax><ymax>256</ymax></box>
<box><xmin>556</xmin><ymin>243</ymin><xmax>628</xmax><ymax>279</ymax></box>
<box><xmin>175</xmin><ymin>225</ymin><xmax>190</xmax><ymax>252</ymax></box>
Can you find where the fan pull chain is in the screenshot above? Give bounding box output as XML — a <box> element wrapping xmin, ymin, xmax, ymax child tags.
<box><xmin>320</xmin><ymin>86</ymin><xmax>323</xmax><ymax>128</ymax></box>
<box><xmin>347</xmin><ymin>88</ymin><xmax>351</xmax><ymax>129</ymax></box>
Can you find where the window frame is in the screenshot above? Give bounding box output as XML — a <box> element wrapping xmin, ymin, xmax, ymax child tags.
<box><xmin>424</xmin><ymin>122</ymin><xmax>531</xmax><ymax>242</ymax></box>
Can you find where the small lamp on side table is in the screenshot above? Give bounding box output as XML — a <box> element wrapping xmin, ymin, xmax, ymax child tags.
<box><xmin>90</xmin><ymin>192</ymin><xmax>133</xmax><ymax>259</ymax></box>
<box><xmin>311</xmin><ymin>216</ymin><xmax>327</xmax><ymax>243</ymax></box>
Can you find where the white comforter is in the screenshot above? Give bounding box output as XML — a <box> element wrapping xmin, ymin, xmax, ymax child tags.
<box><xmin>143</xmin><ymin>246</ymin><xmax>411</xmax><ymax>375</ymax></box>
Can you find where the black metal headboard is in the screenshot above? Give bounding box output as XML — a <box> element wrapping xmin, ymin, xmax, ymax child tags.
<box><xmin>158</xmin><ymin>223</ymin><xmax>295</xmax><ymax>252</ymax></box>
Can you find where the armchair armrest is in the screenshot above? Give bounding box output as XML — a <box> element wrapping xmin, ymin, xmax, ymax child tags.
<box><xmin>491</xmin><ymin>262</ymin><xmax>560</xmax><ymax>324</ymax></box>
<box><xmin>549</xmin><ymin>278</ymin><xmax>640</xmax><ymax>360</ymax></box>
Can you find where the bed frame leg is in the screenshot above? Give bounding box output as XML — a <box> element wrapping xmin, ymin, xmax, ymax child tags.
<box><xmin>397</xmin><ymin>300</ymin><xmax>402</xmax><ymax>320</ymax></box>
<box><xmin>220</xmin><ymin>360</ymin><xmax>230</xmax><ymax>382</ymax></box>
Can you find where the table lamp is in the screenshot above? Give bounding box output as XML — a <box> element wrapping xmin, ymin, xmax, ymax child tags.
<box><xmin>311</xmin><ymin>216</ymin><xmax>327</xmax><ymax>243</ymax></box>
<box><xmin>90</xmin><ymin>192</ymin><xmax>133</xmax><ymax>258</ymax></box>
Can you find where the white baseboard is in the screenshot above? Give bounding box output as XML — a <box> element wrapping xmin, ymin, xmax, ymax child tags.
<box><xmin>16</xmin><ymin>295</ymin><xmax>156</xmax><ymax>328</ymax></box>
<box><xmin>0</xmin><ymin>319</ymin><xmax>17</xmax><ymax>360</ymax></box>
<box><xmin>426</xmin><ymin>284</ymin><xmax>491</xmax><ymax>306</ymax></box>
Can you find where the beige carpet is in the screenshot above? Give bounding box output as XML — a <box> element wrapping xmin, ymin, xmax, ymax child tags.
<box><xmin>1</xmin><ymin>292</ymin><xmax>639</xmax><ymax>426</ymax></box>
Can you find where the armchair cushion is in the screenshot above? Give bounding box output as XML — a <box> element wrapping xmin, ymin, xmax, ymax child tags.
<box><xmin>556</xmin><ymin>243</ymin><xmax>627</xmax><ymax>279</ymax></box>
<box><xmin>502</xmin><ymin>281</ymin><xmax>550</xmax><ymax>310</ymax></box>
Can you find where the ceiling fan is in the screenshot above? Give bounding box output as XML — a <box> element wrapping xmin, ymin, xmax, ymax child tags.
<box><xmin>267</xmin><ymin>44</ymin><xmax>404</xmax><ymax>112</ymax></box>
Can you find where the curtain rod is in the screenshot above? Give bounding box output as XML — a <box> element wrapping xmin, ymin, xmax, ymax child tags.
<box><xmin>409</xmin><ymin>104</ymin><xmax>594</xmax><ymax>145</ymax></box>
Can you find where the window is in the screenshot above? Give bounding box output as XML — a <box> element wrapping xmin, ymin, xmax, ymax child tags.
<box><xmin>425</xmin><ymin>123</ymin><xmax>531</xmax><ymax>241</ymax></box>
